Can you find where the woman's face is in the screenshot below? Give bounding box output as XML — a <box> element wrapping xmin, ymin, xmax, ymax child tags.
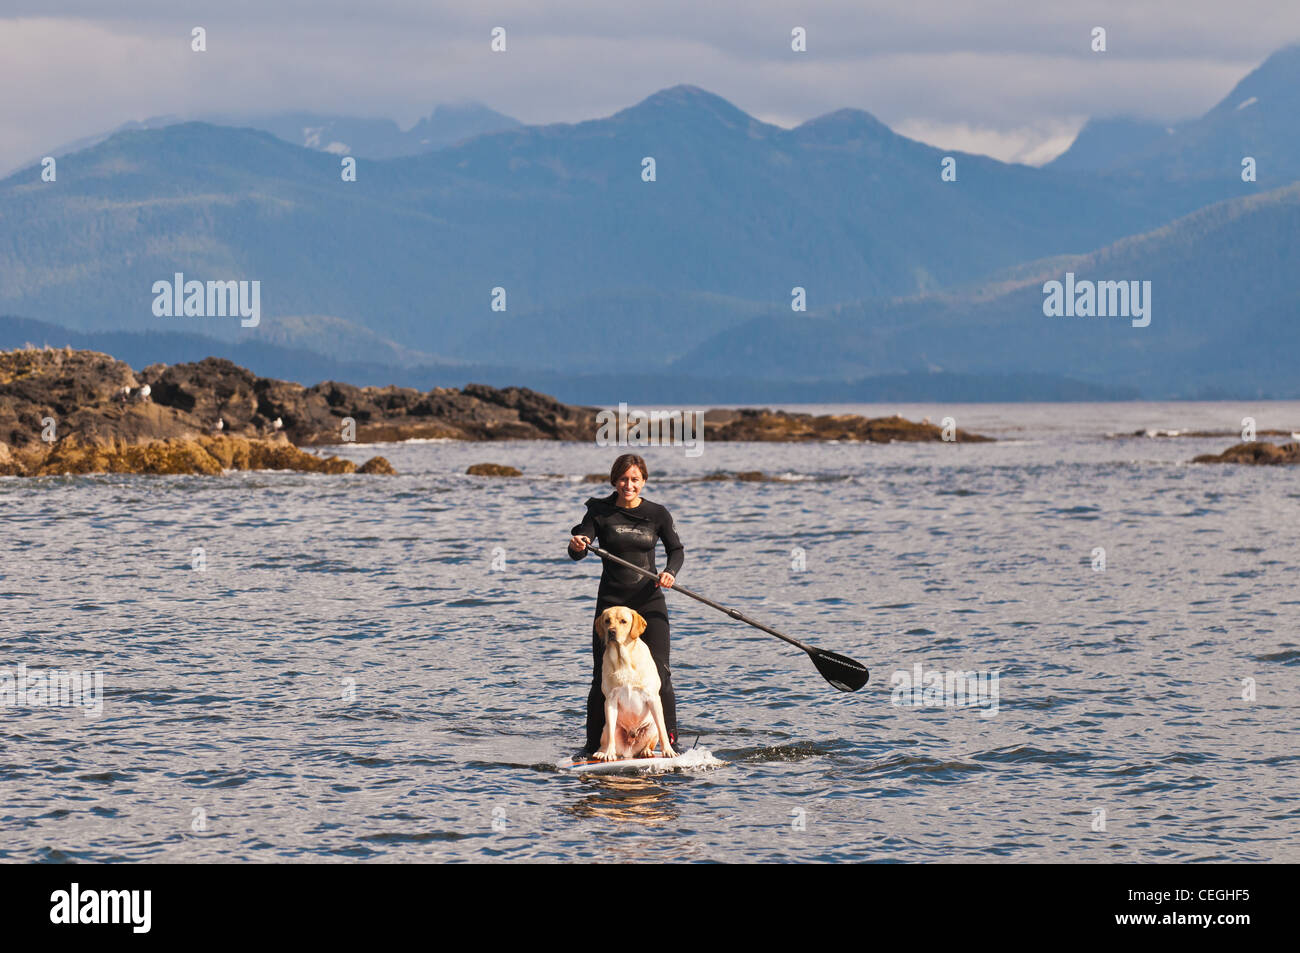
<box><xmin>614</xmin><ymin>466</ymin><xmax>645</xmax><ymax>504</ymax></box>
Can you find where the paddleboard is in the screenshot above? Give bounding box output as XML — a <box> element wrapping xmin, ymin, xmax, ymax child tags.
<box><xmin>557</xmin><ymin>747</ymin><xmax>723</xmax><ymax>775</ymax></box>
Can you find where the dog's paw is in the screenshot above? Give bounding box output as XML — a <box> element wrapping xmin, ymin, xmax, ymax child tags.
<box><xmin>637</xmin><ymin>745</ymin><xmax>656</xmax><ymax>759</ymax></box>
<box><xmin>661</xmin><ymin>745</ymin><xmax>677</xmax><ymax>759</ymax></box>
<box><xmin>593</xmin><ymin>749</ymin><xmax>617</xmax><ymax>762</ymax></box>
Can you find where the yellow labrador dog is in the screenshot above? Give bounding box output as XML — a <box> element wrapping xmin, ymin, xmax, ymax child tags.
<box><xmin>594</xmin><ymin>606</ymin><xmax>677</xmax><ymax>761</ymax></box>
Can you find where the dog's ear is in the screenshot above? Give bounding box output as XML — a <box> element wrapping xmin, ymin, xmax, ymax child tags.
<box><xmin>631</xmin><ymin>610</ymin><xmax>647</xmax><ymax>640</ymax></box>
<box><xmin>594</xmin><ymin>612</ymin><xmax>605</xmax><ymax>643</ymax></box>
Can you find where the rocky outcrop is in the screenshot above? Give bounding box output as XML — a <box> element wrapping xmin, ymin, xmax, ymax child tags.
<box><xmin>0</xmin><ymin>440</ymin><xmax>20</xmax><ymax>475</ymax></box>
<box><xmin>1121</xmin><ymin>428</ymin><xmax>1296</xmax><ymax>438</ymax></box>
<box><xmin>127</xmin><ymin>357</ymin><xmax>995</xmax><ymax>445</ymax></box>
<box><xmin>139</xmin><ymin>359</ymin><xmax>597</xmax><ymax>445</ymax></box>
<box><xmin>0</xmin><ymin>433</ymin><xmax>386</xmax><ymax>477</ymax></box>
<box><xmin>467</xmin><ymin>463</ymin><xmax>523</xmax><ymax>477</ymax></box>
<box><xmin>0</xmin><ymin>349</ymin><xmax>597</xmax><ymax>450</ymax></box>
<box><xmin>0</xmin><ymin>349</ymin><xmax>395</xmax><ymax>476</ymax></box>
<box><xmin>704</xmin><ymin>408</ymin><xmax>992</xmax><ymax>442</ymax></box>
<box><xmin>0</xmin><ymin>347</ymin><xmax>194</xmax><ymax>447</ymax></box>
<box><xmin>2</xmin><ymin>348</ymin><xmax>993</xmax><ymax>478</ymax></box>
<box><xmin>1192</xmin><ymin>441</ymin><xmax>1300</xmax><ymax>465</ymax></box>
<box><xmin>358</xmin><ymin>456</ymin><xmax>397</xmax><ymax>475</ymax></box>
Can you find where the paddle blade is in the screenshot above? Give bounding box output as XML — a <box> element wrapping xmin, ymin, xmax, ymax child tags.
<box><xmin>811</xmin><ymin>649</ymin><xmax>870</xmax><ymax>692</ymax></box>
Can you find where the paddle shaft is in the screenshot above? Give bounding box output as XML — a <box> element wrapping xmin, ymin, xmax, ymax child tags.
<box><xmin>580</xmin><ymin>541</ymin><xmax>817</xmax><ymax>655</ymax></box>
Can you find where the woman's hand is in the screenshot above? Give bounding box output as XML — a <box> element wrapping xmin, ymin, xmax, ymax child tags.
<box><xmin>569</xmin><ymin>535</ymin><xmax>591</xmax><ymax>553</ymax></box>
<box><xmin>657</xmin><ymin>571</ymin><xmax>675</xmax><ymax>589</ymax></box>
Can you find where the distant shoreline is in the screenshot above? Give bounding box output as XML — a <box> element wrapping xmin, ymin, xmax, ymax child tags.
<box><xmin>6</xmin><ymin>346</ymin><xmax>1299</xmax><ymax>474</ymax></box>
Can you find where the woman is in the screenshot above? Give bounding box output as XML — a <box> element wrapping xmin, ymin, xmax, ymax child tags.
<box><xmin>568</xmin><ymin>453</ymin><xmax>684</xmax><ymax>755</ymax></box>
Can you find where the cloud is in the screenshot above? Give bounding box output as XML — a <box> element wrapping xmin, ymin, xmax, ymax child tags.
<box><xmin>891</xmin><ymin>118</ymin><xmax>1083</xmax><ymax>166</ymax></box>
<box><xmin>2</xmin><ymin>1</ymin><xmax>1299</xmax><ymax>172</ymax></box>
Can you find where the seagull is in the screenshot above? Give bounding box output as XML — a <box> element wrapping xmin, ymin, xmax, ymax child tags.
<box><xmin>272</xmin><ymin>417</ymin><xmax>283</xmax><ymax>430</ymax></box>
<box><xmin>215</xmin><ymin>417</ymin><xmax>224</xmax><ymax>432</ymax></box>
<box><xmin>138</xmin><ymin>384</ymin><xmax>151</xmax><ymax>402</ymax></box>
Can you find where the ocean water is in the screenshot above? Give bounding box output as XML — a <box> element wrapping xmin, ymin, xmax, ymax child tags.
<box><xmin>1</xmin><ymin>401</ymin><xmax>1298</xmax><ymax>863</ymax></box>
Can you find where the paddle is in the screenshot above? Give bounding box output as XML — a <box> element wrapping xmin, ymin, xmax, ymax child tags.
<box><xmin>579</xmin><ymin>540</ymin><xmax>870</xmax><ymax>692</ymax></box>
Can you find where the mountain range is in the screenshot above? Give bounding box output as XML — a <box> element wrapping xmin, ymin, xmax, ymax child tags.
<box><xmin>4</xmin><ymin>102</ymin><xmax>522</xmax><ymax>176</ymax></box>
<box><xmin>2</xmin><ymin>46</ymin><xmax>1298</xmax><ymax>400</ymax></box>
<box><xmin>1049</xmin><ymin>45</ymin><xmax>1300</xmax><ymax>182</ymax></box>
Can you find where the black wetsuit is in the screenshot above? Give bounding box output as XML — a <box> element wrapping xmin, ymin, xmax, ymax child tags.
<box><xmin>569</xmin><ymin>492</ymin><xmax>685</xmax><ymax>752</ymax></box>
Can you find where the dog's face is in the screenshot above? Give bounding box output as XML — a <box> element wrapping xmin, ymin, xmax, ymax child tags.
<box><xmin>596</xmin><ymin>606</ymin><xmax>648</xmax><ymax>648</ymax></box>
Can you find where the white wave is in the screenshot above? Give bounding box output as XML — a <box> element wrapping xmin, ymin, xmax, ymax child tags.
<box><xmin>555</xmin><ymin>747</ymin><xmax>724</xmax><ymax>773</ymax></box>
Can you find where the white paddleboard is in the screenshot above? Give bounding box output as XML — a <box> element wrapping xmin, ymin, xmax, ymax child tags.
<box><xmin>557</xmin><ymin>747</ymin><xmax>723</xmax><ymax>775</ymax></box>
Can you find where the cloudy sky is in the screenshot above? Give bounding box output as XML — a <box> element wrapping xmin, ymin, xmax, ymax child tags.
<box><xmin>3</xmin><ymin>0</ymin><xmax>1299</xmax><ymax>172</ymax></box>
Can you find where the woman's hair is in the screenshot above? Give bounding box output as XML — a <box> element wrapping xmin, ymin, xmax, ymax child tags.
<box><xmin>610</xmin><ymin>453</ymin><xmax>649</xmax><ymax>485</ymax></box>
